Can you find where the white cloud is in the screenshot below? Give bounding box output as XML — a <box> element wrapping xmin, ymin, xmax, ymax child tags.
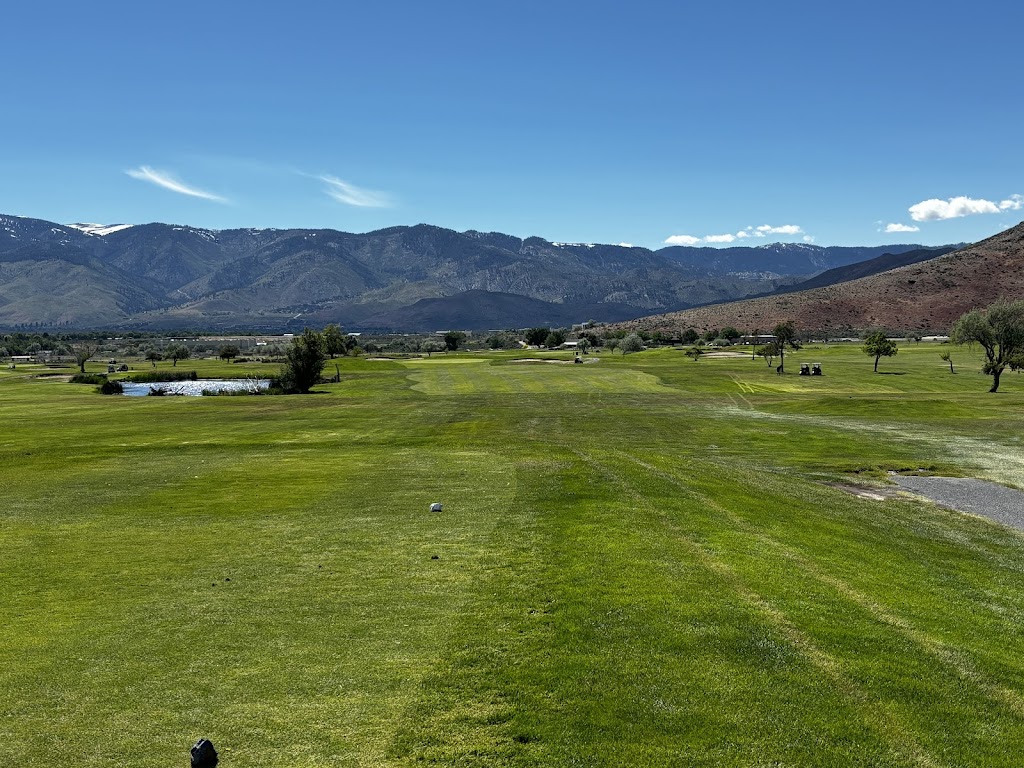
<box><xmin>909</xmin><ymin>195</ymin><xmax>1003</xmax><ymax>221</ymax></box>
<box><xmin>125</xmin><ymin>166</ymin><xmax>227</xmax><ymax>202</ymax></box>
<box><xmin>666</xmin><ymin>223</ymin><xmax>807</xmax><ymax>246</ymax></box>
<box><xmin>999</xmin><ymin>194</ymin><xmax>1024</xmax><ymax>211</ymax></box>
<box><xmin>664</xmin><ymin>234</ymin><xmax>702</xmax><ymax>246</ymax></box>
<box><xmin>803</xmin><ymin>235</ymin><xmax>816</xmax><ymax>243</ymax></box>
<box><xmin>617</xmin><ymin>242</ymin><xmax>634</xmax><ymax>248</ymax></box>
<box><xmin>885</xmin><ymin>223</ymin><xmax>920</xmax><ymax>233</ymax></box>
<box><xmin>756</xmin><ymin>224</ymin><xmax>803</xmax><ymax>235</ymax></box>
<box><xmin>319</xmin><ymin>175</ymin><xmax>392</xmax><ymax>208</ymax></box>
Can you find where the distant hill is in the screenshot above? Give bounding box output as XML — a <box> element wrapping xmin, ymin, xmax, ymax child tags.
<box><xmin>0</xmin><ymin>213</ymin><xmax>940</xmax><ymax>330</ymax></box>
<box><xmin>614</xmin><ymin>222</ymin><xmax>1024</xmax><ymax>336</ymax></box>
<box><xmin>357</xmin><ymin>289</ymin><xmax>652</xmax><ymax>332</ymax></box>
<box><xmin>768</xmin><ymin>246</ymin><xmax>959</xmax><ymax>295</ymax></box>
<box><xmin>659</xmin><ymin>242</ymin><xmax>927</xmax><ymax>278</ymax></box>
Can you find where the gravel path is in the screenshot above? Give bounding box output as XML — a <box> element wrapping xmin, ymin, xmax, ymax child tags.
<box><xmin>891</xmin><ymin>475</ymin><xmax>1024</xmax><ymax>531</ymax></box>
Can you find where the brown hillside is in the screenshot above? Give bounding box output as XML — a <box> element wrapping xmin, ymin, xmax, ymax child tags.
<box><xmin>616</xmin><ymin>221</ymin><xmax>1024</xmax><ymax>336</ymax></box>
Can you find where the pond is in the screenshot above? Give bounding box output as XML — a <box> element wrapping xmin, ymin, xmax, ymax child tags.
<box><xmin>121</xmin><ymin>379</ymin><xmax>271</xmax><ymax>397</ymax></box>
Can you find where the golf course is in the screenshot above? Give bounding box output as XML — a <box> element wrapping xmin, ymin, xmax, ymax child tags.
<box><xmin>4</xmin><ymin>342</ymin><xmax>1024</xmax><ymax>766</ymax></box>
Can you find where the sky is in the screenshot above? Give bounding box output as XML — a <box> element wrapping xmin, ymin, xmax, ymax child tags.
<box><xmin>2</xmin><ymin>0</ymin><xmax>1022</xmax><ymax>249</ymax></box>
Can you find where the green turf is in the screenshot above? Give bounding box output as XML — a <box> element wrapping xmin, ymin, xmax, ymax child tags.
<box><xmin>3</xmin><ymin>343</ymin><xmax>1024</xmax><ymax>766</ymax></box>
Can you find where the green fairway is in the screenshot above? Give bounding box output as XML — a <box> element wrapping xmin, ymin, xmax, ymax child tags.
<box><xmin>3</xmin><ymin>343</ymin><xmax>1024</xmax><ymax>766</ymax></box>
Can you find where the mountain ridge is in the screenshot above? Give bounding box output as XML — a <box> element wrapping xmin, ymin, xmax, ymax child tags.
<box><xmin>0</xmin><ymin>213</ymin><xmax>945</xmax><ymax>331</ymax></box>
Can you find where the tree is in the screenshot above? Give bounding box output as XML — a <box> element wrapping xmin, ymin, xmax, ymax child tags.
<box><xmin>73</xmin><ymin>342</ymin><xmax>97</xmax><ymax>373</ymax></box>
<box><xmin>421</xmin><ymin>338</ymin><xmax>445</xmax><ymax>357</ymax></box>
<box><xmin>951</xmin><ymin>299</ymin><xmax>1024</xmax><ymax>392</ymax></box>
<box><xmin>443</xmin><ymin>331</ymin><xmax>467</xmax><ymax>351</ymax></box>
<box><xmin>756</xmin><ymin>343</ymin><xmax>778</xmax><ymax>368</ymax></box>
<box><xmin>577</xmin><ymin>337</ymin><xmax>591</xmax><ymax>355</ymax></box>
<box><xmin>940</xmin><ymin>351</ymin><xmax>955</xmax><ymax>374</ymax></box>
<box><xmin>703</xmin><ymin>328</ymin><xmax>719</xmax><ymax>343</ymax></box>
<box><xmin>685</xmin><ymin>347</ymin><xmax>704</xmax><ymax>361</ymax></box>
<box><xmin>620</xmin><ymin>333</ymin><xmax>644</xmax><ymax>354</ymax></box>
<box><xmin>772</xmin><ymin>321</ymin><xmax>801</xmax><ymax>373</ymax></box>
<box><xmin>219</xmin><ymin>344</ymin><xmax>240</xmax><ymax>361</ymax></box>
<box><xmin>862</xmin><ymin>331</ymin><xmax>898</xmax><ymax>372</ymax></box>
<box><xmin>280</xmin><ymin>328</ymin><xmax>327</xmax><ymax>393</ymax></box>
<box><xmin>145</xmin><ymin>348</ymin><xmax>162</xmax><ymax>367</ymax></box>
<box><xmin>721</xmin><ymin>326</ymin><xmax>741</xmax><ymax>343</ymax></box>
<box><xmin>164</xmin><ymin>344</ymin><xmax>190</xmax><ymax>367</ymax></box>
<box><xmin>681</xmin><ymin>328</ymin><xmax>699</xmax><ymax>345</ymax></box>
<box><xmin>546</xmin><ymin>329</ymin><xmax>567</xmax><ymax>347</ymax></box>
<box><xmin>323</xmin><ymin>324</ymin><xmax>347</xmax><ymax>358</ymax></box>
<box><xmin>525</xmin><ymin>327</ymin><xmax>550</xmax><ymax>346</ymax></box>
<box><xmin>606</xmin><ymin>338</ymin><xmax>620</xmax><ymax>353</ymax></box>
<box><xmin>487</xmin><ymin>332</ymin><xmax>515</xmax><ymax>350</ymax></box>
<box><xmin>751</xmin><ymin>328</ymin><xmax>760</xmax><ymax>360</ymax></box>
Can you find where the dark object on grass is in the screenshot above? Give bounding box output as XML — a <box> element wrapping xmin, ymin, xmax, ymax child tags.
<box><xmin>811</xmin><ymin>363</ymin><xmax>822</xmax><ymax>376</ymax></box>
<box><xmin>97</xmin><ymin>379</ymin><xmax>123</xmax><ymax>395</ymax></box>
<box><xmin>191</xmin><ymin>738</ymin><xmax>218</xmax><ymax>768</ymax></box>
<box><xmin>430</xmin><ymin>502</ymin><xmax>443</xmax><ymax>513</ymax></box>
<box><xmin>799</xmin><ymin>363</ymin><xmax>810</xmax><ymax>376</ymax></box>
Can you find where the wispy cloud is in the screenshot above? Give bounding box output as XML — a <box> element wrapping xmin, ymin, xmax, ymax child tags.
<box><xmin>664</xmin><ymin>223</ymin><xmax>806</xmax><ymax>246</ymax></box>
<box><xmin>885</xmin><ymin>222</ymin><xmax>920</xmax><ymax>233</ymax></box>
<box><xmin>616</xmin><ymin>242</ymin><xmax>634</xmax><ymax>248</ymax></box>
<box><xmin>1000</xmin><ymin>194</ymin><xmax>1024</xmax><ymax>211</ymax></box>
<box><xmin>125</xmin><ymin>165</ymin><xmax>227</xmax><ymax>202</ymax></box>
<box><xmin>319</xmin><ymin>175</ymin><xmax>392</xmax><ymax>208</ymax></box>
<box><xmin>909</xmin><ymin>194</ymin><xmax>1022</xmax><ymax>222</ymax></box>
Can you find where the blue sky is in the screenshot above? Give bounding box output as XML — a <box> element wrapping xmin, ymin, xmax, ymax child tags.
<box><xmin>2</xmin><ymin>0</ymin><xmax>1021</xmax><ymax>249</ymax></box>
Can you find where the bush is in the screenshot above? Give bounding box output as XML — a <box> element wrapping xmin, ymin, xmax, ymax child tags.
<box><xmin>126</xmin><ymin>370</ymin><xmax>198</xmax><ymax>383</ymax></box>
<box><xmin>97</xmin><ymin>379</ymin><xmax>123</xmax><ymax>395</ymax></box>
<box><xmin>201</xmin><ymin>388</ymin><xmax>261</xmax><ymax>397</ymax></box>
<box><xmin>71</xmin><ymin>372</ymin><xmax>108</xmax><ymax>385</ymax></box>
<box><xmin>279</xmin><ymin>329</ymin><xmax>327</xmax><ymax>394</ymax></box>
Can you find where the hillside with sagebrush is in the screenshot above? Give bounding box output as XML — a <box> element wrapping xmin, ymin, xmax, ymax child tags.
<box><xmin>614</xmin><ymin>221</ymin><xmax>1024</xmax><ymax>336</ymax></box>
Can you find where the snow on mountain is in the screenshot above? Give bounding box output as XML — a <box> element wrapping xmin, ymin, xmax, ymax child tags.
<box><xmin>67</xmin><ymin>223</ymin><xmax>136</xmax><ymax>236</ymax></box>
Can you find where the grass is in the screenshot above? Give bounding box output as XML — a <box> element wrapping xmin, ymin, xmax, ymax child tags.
<box><xmin>3</xmin><ymin>343</ymin><xmax>1024</xmax><ymax>766</ymax></box>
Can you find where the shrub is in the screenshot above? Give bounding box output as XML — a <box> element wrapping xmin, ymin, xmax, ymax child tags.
<box><xmin>279</xmin><ymin>329</ymin><xmax>327</xmax><ymax>393</ymax></box>
<box><xmin>71</xmin><ymin>372</ymin><xmax>108</xmax><ymax>385</ymax></box>
<box><xmin>126</xmin><ymin>370</ymin><xmax>198</xmax><ymax>383</ymax></box>
<box><xmin>97</xmin><ymin>379</ymin><xmax>123</xmax><ymax>395</ymax></box>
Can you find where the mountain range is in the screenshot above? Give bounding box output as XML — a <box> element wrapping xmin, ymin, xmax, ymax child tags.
<box><xmin>0</xmin><ymin>214</ymin><xmax>940</xmax><ymax>331</ymax></box>
<box><xmin>614</xmin><ymin>222</ymin><xmax>1024</xmax><ymax>336</ymax></box>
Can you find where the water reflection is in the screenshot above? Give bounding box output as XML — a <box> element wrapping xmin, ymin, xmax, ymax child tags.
<box><xmin>121</xmin><ymin>379</ymin><xmax>270</xmax><ymax>397</ymax></box>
